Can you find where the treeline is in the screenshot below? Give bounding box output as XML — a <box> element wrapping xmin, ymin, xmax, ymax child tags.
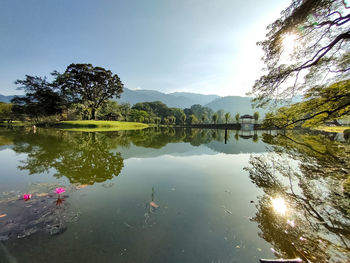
<box><xmin>96</xmin><ymin>100</ymin><xmax>243</xmax><ymax>125</ymax></box>
<box><xmin>0</xmin><ymin>63</ymin><xmax>260</xmax><ymax>125</ymax></box>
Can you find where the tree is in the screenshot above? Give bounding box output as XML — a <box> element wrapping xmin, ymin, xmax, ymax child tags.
<box><xmin>129</xmin><ymin>109</ymin><xmax>149</xmax><ymax>123</ymax></box>
<box><xmin>119</xmin><ymin>103</ymin><xmax>131</xmax><ymax>121</ymax></box>
<box><xmin>212</xmin><ymin>113</ymin><xmax>218</xmax><ymax>124</ymax></box>
<box><xmin>154</xmin><ymin>117</ymin><xmax>161</xmax><ymax>125</ymax></box>
<box><xmin>188</xmin><ymin>114</ymin><xmax>199</xmax><ymax>125</ymax></box>
<box><xmin>0</xmin><ymin>102</ymin><xmax>13</xmax><ymax>121</ymax></box>
<box><xmin>253</xmin><ymin>112</ymin><xmax>260</xmax><ymax>124</ymax></box>
<box><xmin>169</xmin><ymin>108</ymin><xmax>185</xmax><ymax>125</ymax></box>
<box><xmin>55</xmin><ymin>64</ymin><xmax>124</xmax><ymax>120</ymax></box>
<box><xmin>216</xmin><ymin>109</ymin><xmax>225</xmax><ymax>124</ymax></box>
<box><xmin>180</xmin><ymin>114</ymin><xmax>186</xmax><ymax>125</ymax></box>
<box><xmin>251</xmin><ymin>0</ymin><xmax>350</xmax><ymax>124</ymax></box>
<box><xmin>262</xmin><ymin>79</ymin><xmax>350</xmax><ymax>128</ymax></box>
<box><xmin>224</xmin><ymin>112</ymin><xmax>231</xmax><ymax>124</ymax></box>
<box><xmin>97</xmin><ymin>100</ymin><xmax>121</xmax><ymax>120</ymax></box>
<box><xmin>11</xmin><ymin>75</ymin><xmax>64</xmax><ymax>121</ymax></box>
<box><xmin>167</xmin><ymin>115</ymin><xmax>176</xmax><ymax>125</ymax></box>
<box><xmin>235</xmin><ymin>113</ymin><xmax>240</xmax><ymax>124</ymax></box>
<box><xmin>201</xmin><ymin>114</ymin><xmax>207</xmax><ymax>124</ymax></box>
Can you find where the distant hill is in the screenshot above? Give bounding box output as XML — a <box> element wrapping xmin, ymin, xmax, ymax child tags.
<box><xmin>205</xmin><ymin>96</ymin><xmax>268</xmax><ymax>116</ymax></box>
<box><xmin>116</xmin><ymin>88</ymin><xmax>221</xmax><ymax>108</ymax></box>
<box><xmin>170</xmin><ymin>92</ymin><xmax>220</xmax><ymax>106</ymax></box>
<box><xmin>1</xmin><ymin>89</ymin><xmax>297</xmax><ymax>117</ymax></box>
<box><xmin>0</xmin><ymin>94</ymin><xmax>17</xmax><ymax>103</ymax></box>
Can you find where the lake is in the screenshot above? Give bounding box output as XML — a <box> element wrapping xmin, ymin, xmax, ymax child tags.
<box><xmin>0</xmin><ymin>127</ymin><xmax>349</xmax><ymax>263</ymax></box>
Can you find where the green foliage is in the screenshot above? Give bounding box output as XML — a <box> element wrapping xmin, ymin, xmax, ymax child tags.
<box><xmin>224</xmin><ymin>112</ymin><xmax>231</xmax><ymax>124</ymax></box>
<box><xmin>253</xmin><ymin>112</ymin><xmax>259</xmax><ymax>123</ymax></box>
<box><xmin>252</xmin><ymin>0</ymin><xmax>350</xmax><ymax>106</ymax></box>
<box><xmin>129</xmin><ymin>109</ymin><xmax>149</xmax><ymax>123</ymax></box>
<box><xmin>262</xmin><ymin>79</ymin><xmax>350</xmax><ymax>128</ymax></box>
<box><xmin>188</xmin><ymin>114</ymin><xmax>199</xmax><ymax>125</ymax></box>
<box><xmin>344</xmin><ymin>129</ymin><xmax>350</xmax><ymax>140</ymax></box>
<box><xmin>180</xmin><ymin>114</ymin><xmax>186</xmax><ymax>124</ymax></box>
<box><xmin>251</xmin><ymin>0</ymin><xmax>350</xmax><ymax>129</ymax></box>
<box><xmin>235</xmin><ymin>113</ymin><xmax>240</xmax><ymax>123</ymax></box>
<box><xmin>344</xmin><ymin>177</ymin><xmax>350</xmax><ymax>196</ymax></box>
<box><xmin>185</xmin><ymin>104</ymin><xmax>213</xmax><ymax>124</ymax></box>
<box><xmin>118</xmin><ymin>103</ymin><xmax>131</xmax><ymax>121</ymax></box>
<box><xmin>216</xmin><ymin>109</ymin><xmax>225</xmax><ymax>124</ymax></box>
<box><xmin>201</xmin><ymin>114</ymin><xmax>206</xmax><ymax>124</ymax></box>
<box><xmin>55</xmin><ymin>64</ymin><xmax>124</xmax><ymax>120</ymax></box>
<box><xmin>212</xmin><ymin>113</ymin><xmax>218</xmax><ymax>124</ymax></box>
<box><xmin>0</xmin><ymin>102</ymin><xmax>13</xmax><ymax>120</ymax></box>
<box><xmin>10</xmin><ymin>64</ymin><xmax>124</xmax><ymax>122</ymax></box>
<box><xmin>11</xmin><ymin>75</ymin><xmax>64</xmax><ymax>121</ymax></box>
<box><xmin>97</xmin><ymin>100</ymin><xmax>121</xmax><ymax>120</ymax></box>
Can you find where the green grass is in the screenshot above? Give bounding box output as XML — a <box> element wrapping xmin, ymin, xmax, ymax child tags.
<box><xmin>315</xmin><ymin>126</ymin><xmax>350</xmax><ymax>133</ymax></box>
<box><xmin>56</xmin><ymin>120</ymin><xmax>148</xmax><ymax>132</ymax></box>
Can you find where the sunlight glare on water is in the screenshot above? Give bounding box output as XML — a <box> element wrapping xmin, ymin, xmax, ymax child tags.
<box><xmin>271</xmin><ymin>197</ymin><xmax>287</xmax><ymax>216</ymax></box>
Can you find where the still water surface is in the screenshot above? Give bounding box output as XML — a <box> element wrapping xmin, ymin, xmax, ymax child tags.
<box><xmin>0</xmin><ymin>127</ymin><xmax>349</xmax><ymax>262</ymax></box>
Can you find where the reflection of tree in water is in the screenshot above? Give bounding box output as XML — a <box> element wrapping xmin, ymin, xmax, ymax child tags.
<box><xmin>1</xmin><ymin>127</ymin><xmax>261</xmax><ymax>184</ymax></box>
<box><xmin>245</xmin><ymin>132</ymin><xmax>350</xmax><ymax>262</ymax></box>
<box><xmin>11</xmin><ymin>130</ymin><xmax>124</xmax><ymax>185</ymax></box>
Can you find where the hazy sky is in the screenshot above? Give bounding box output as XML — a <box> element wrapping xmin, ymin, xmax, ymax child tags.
<box><xmin>0</xmin><ymin>0</ymin><xmax>290</xmax><ymax>96</ymax></box>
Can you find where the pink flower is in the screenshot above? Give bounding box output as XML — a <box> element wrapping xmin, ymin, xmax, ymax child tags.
<box><xmin>55</xmin><ymin>187</ymin><xmax>66</xmax><ymax>195</ymax></box>
<box><xmin>23</xmin><ymin>194</ymin><xmax>32</xmax><ymax>201</ymax></box>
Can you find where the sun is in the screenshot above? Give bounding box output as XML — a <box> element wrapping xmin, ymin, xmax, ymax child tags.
<box><xmin>282</xmin><ymin>33</ymin><xmax>298</xmax><ymax>55</ymax></box>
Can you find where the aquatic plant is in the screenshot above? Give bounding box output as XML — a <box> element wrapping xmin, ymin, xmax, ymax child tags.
<box><xmin>55</xmin><ymin>187</ymin><xmax>65</xmax><ymax>195</ymax></box>
<box><xmin>23</xmin><ymin>194</ymin><xmax>31</xmax><ymax>201</ymax></box>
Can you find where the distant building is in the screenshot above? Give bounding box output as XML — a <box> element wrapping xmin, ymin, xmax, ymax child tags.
<box><xmin>240</xmin><ymin>114</ymin><xmax>253</xmax><ymax>123</ymax></box>
<box><xmin>240</xmin><ymin>114</ymin><xmax>254</xmax><ymax>130</ymax></box>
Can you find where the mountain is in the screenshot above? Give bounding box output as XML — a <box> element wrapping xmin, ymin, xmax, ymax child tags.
<box><xmin>116</xmin><ymin>88</ymin><xmax>221</xmax><ymax>108</ymax></box>
<box><xmin>205</xmin><ymin>96</ymin><xmax>269</xmax><ymax>116</ymax></box>
<box><xmin>1</xmin><ymin>89</ymin><xmax>293</xmax><ymax>117</ymax></box>
<box><xmin>0</xmin><ymin>94</ymin><xmax>17</xmax><ymax>103</ymax></box>
<box><xmin>169</xmin><ymin>92</ymin><xmax>220</xmax><ymax>106</ymax></box>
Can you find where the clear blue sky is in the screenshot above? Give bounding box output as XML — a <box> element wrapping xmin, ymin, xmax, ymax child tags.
<box><xmin>0</xmin><ymin>0</ymin><xmax>290</xmax><ymax>96</ymax></box>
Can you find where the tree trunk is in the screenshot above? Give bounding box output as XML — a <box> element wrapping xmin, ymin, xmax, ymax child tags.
<box><xmin>91</xmin><ymin>108</ymin><xmax>97</xmax><ymax>120</ymax></box>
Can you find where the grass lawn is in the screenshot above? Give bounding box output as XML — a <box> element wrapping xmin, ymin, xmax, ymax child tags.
<box><xmin>57</xmin><ymin>120</ymin><xmax>148</xmax><ymax>132</ymax></box>
<box><xmin>315</xmin><ymin>126</ymin><xmax>350</xmax><ymax>133</ymax></box>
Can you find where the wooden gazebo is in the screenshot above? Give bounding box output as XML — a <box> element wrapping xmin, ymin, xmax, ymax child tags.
<box><xmin>240</xmin><ymin>114</ymin><xmax>254</xmax><ymax>124</ymax></box>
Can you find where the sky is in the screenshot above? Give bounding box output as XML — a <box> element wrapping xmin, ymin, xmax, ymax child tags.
<box><xmin>0</xmin><ymin>0</ymin><xmax>290</xmax><ymax>96</ymax></box>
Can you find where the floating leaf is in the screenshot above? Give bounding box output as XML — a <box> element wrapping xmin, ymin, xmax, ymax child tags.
<box><xmin>36</xmin><ymin>193</ymin><xmax>49</xmax><ymax>197</ymax></box>
<box><xmin>150</xmin><ymin>201</ymin><xmax>159</xmax><ymax>208</ymax></box>
<box><xmin>75</xmin><ymin>184</ymin><xmax>88</xmax><ymax>190</ymax></box>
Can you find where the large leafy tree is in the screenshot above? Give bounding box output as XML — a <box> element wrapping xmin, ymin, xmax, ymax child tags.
<box><xmin>252</xmin><ymin>0</ymin><xmax>350</xmax><ymax>125</ymax></box>
<box><xmin>55</xmin><ymin>64</ymin><xmax>124</xmax><ymax>120</ymax></box>
<box><xmin>11</xmin><ymin>75</ymin><xmax>64</xmax><ymax>121</ymax></box>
